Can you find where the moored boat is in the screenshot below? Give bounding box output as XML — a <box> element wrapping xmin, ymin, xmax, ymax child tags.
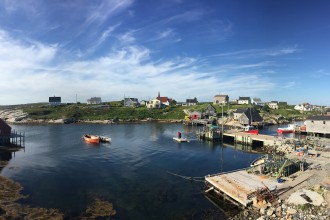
<box><xmin>83</xmin><ymin>134</ymin><xmax>100</xmax><ymax>143</ymax></box>
<box><xmin>244</xmin><ymin>125</ymin><xmax>259</xmax><ymax>135</ymax></box>
<box><xmin>173</xmin><ymin>137</ymin><xmax>189</xmax><ymax>143</ymax></box>
<box><xmin>277</xmin><ymin>124</ymin><xmax>297</xmax><ymax>134</ymax></box>
<box><xmin>250</xmin><ymin>155</ymin><xmax>268</xmax><ymax>167</ymax></box>
<box><xmin>99</xmin><ymin>136</ymin><xmax>111</xmax><ymax>143</ymax></box>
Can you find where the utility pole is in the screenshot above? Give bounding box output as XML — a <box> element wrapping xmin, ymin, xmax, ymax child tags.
<box><xmin>221</xmin><ymin>102</ymin><xmax>224</xmax><ymax>140</ymax></box>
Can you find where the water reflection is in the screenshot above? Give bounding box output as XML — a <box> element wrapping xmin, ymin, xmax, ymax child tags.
<box><xmin>2</xmin><ymin>123</ymin><xmax>267</xmax><ymax>219</ymax></box>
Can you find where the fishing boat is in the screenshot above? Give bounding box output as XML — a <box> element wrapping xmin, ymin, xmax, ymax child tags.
<box><xmin>244</xmin><ymin>125</ymin><xmax>259</xmax><ymax>135</ymax></box>
<box><xmin>83</xmin><ymin>134</ymin><xmax>100</xmax><ymax>143</ymax></box>
<box><xmin>250</xmin><ymin>155</ymin><xmax>268</xmax><ymax>167</ymax></box>
<box><xmin>277</xmin><ymin>124</ymin><xmax>297</xmax><ymax>134</ymax></box>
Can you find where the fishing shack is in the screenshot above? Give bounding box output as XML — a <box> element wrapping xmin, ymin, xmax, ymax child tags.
<box><xmin>197</xmin><ymin>124</ymin><xmax>222</xmax><ymax>141</ymax></box>
<box><xmin>0</xmin><ymin>119</ymin><xmax>25</xmax><ymax>148</ymax></box>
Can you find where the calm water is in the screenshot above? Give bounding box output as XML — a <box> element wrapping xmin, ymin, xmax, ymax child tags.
<box><xmin>1</xmin><ymin>123</ymin><xmax>294</xmax><ymax>219</ymax></box>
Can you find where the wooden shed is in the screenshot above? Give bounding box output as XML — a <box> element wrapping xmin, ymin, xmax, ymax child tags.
<box><xmin>0</xmin><ymin>119</ymin><xmax>12</xmax><ymax>144</ymax></box>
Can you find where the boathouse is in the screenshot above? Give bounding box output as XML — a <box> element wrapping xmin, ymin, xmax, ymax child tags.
<box><xmin>0</xmin><ymin>119</ymin><xmax>11</xmax><ymax>145</ymax></box>
<box><xmin>305</xmin><ymin>115</ymin><xmax>330</xmax><ymax>138</ymax></box>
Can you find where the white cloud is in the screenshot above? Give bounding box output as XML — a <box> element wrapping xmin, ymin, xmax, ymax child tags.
<box><xmin>209</xmin><ymin>46</ymin><xmax>300</xmax><ymax>59</ymax></box>
<box><xmin>85</xmin><ymin>0</ymin><xmax>134</xmax><ymax>26</ymax></box>
<box><xmin>0</xmin><ymin>29</ymin><xmax>276</xmax><ymax>105</ymax></box>
<box><xmin>117</xmin><ymin>30</ymin><xmax>136</xmax><ymax>45</ymax></box>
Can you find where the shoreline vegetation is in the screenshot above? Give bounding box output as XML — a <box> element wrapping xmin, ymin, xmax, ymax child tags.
<box><xmin>0</xmin><ymin>102</ymin><xmax>318</xmax><ymax>125</ymax></box>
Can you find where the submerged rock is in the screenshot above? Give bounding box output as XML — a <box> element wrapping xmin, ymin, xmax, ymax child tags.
<box><xmin>84</xmin><ymin>198</ymin><xmax>116</xmax><ymax>218</ymax></box>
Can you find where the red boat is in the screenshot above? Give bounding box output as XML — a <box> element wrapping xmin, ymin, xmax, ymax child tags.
<box><xmin>244</xmin><ymin>125</ymin><xmax>259</xmax><ymax>135</ymax></box>
<box><xmin>83</xmin><ymin>134</ymin><xmax>100</xmax><ymax>143</ymax></box>
<box><xmin>277</xmin><ymin>124</ymin><xmax>297</xmax><ymax>134</ymax></box>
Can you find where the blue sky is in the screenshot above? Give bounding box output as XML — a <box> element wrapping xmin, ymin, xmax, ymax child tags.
<box><xmin>0</xmin><ymin>0</ymin><xmax>329</xmax><ymax>105</ymax></box>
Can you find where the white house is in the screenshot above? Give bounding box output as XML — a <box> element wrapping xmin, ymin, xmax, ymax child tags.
<box><xmin>237</xmin><ymin>97</ymin><xmax>250</xmax><ymax>105</ymax></box>
<box><xmin>213</xmin><ymin>95</ymin><xmax>229</xmax><ymax>105</ymax></box>
<box><xmin>268</xmin><ymin>102</ymin><xmax>279</xmax><ymax>109</ymax></box>
<box><xmin>294</xmin><ymin>103</ymin><xmax>312</xmax><ymax>112</ymax></box>
<box><xmin>147</xmin><ymin>99</ymin><xmax>162</xmax><ymax>109</ymax></box>
<box><xmin>251</xmin><ymin>98</ymin><xmax>265</xmax><ymax>106</ymax></box>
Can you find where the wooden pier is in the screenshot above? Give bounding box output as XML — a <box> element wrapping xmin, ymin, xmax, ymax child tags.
<box><xmin>223</xmin><ymin>130</ymin><xmax>296</xmax><ymax>147</ymax></box>
<box><xmin>0</xmin><ymin>130</ymin><xmax>25</xmax><ymax>149</ymax></box>
<box><xmin>205</xmin><ymin>169</ymin><xmax>280</xmax><ymax>207</ymax></box>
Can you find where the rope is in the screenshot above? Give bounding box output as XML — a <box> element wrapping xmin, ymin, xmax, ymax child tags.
<box><xmin>166</xmin><ymin>171</ymin><xmax>205</xmax><ymax>182</ymax></box>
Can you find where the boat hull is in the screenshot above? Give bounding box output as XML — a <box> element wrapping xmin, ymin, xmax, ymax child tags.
<box><xmin>277</xmin><ymin>129</ymin><xmax>293</xmax><ymax>134</ymax></box>
<box><xmin>83</xmin><ymin>134</ymin><xmax>100</xmax><ymax>143</ymax></box>
<box><xmin>173</xmin><ymin>137</ymin><xmax>189</xmax><ymax>143</ymax></box>
<box><xmin>245</xmin><ymin>129</ymin><xmax>259</xmax><ymax>135</ymax></box>
<box><xmin>250</xmin><ymin>155</ymin><xmax>268</xmax><ymax>167</ymax></box>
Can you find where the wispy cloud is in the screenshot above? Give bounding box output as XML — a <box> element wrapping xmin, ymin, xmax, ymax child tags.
<box><xmin>163</xmin><ymin>9</ymin><xmax>204</xmax><ymax>24</ymax></box>
<box><xmin>209</xmin><ymin>46</ymin><xmax>300</xmax><ymax>59</ymax></box>
<box><xmin>311</xmin><ymin>69</ymin><xmax>330</xmax><ymax>78</ymax></box>
<box><xmin>85</xmin><ymin>0</ymin><xmax>134</xmax><ymax>26</ymax></box>
<box><xmin>0</xmin><ymin>29</ymin><xmax>277</xmax><ymax>104</ymax></box>
<box><xmin>117</xmin><ymin>30</ymin><xmax>136</xmax><ymax>45</ymax></box>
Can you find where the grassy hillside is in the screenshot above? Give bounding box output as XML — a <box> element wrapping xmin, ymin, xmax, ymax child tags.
<box><xmin>18</xmin><ymin>102</ymin><xmax>317</xmax><ymax>121</ymax></box>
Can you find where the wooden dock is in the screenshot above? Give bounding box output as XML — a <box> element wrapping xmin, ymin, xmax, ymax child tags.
<box><xmin>205</xmin><ymin>169</ymin><xmax>280</xmax><ymax>207</ymax></box>
<box><xmin>223</xmin><ymin>130</ymin><xmax>296</xmax><ymax>147</ymax></box>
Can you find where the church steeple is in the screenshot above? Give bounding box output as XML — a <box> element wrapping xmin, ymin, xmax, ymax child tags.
<box><xmin>158</xmin><ymin>91</ymin><xmax>160</xmax><ymax>98</ymax></box>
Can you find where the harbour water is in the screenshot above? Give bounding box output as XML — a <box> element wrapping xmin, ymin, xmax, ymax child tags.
<box><xmin>0</xmin><ymin>123</ymin><xmax>299</xmax><ymax>219</ymax></box>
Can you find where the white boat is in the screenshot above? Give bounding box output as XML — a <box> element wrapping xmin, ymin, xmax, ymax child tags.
<box><xmin>99</xmin><ymin>136</ymin><xmax>111</xmax><ymax>143</ymax></box>
<box><xmin>250</xmin><ymin>155</ymin><xmax>268</xmax><ymax>167</ymax></box>
<box><xmin>173</xmin><ymin>137</ymin><xmax>189</xmax><ymax>143</ymax></box>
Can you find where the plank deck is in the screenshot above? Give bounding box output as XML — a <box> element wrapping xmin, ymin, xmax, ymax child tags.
<box><xmin>205</xmin><ymin>170</ymin><xmax>280</xmax><ymax>206</ymax></box>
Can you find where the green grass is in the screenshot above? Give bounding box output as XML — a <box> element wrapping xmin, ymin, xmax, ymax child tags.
<box><xmin>19</xmin><ymin>102</ymin><xmax>316</xmax><ymax>121</ymax></box>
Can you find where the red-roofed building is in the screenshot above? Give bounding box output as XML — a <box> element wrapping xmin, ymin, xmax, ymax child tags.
<box><xmin>156</xmin><ymin>92</ymin><xmax>173</xmax><ymax>106</ymax></box>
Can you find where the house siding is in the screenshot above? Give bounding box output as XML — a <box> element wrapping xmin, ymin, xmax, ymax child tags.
<box><xmin>0</xmin><ymin>119</ymin><xmax>12</xmax><ymax>144</ymax></box>
<box><xmin>305</xmin><ymin>116</ymin><xmax>330</xmax><ymax>135</ymax></box>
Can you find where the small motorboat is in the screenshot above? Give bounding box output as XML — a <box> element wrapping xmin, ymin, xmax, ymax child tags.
<box><xmin>250</xmin><ymin>155</ymin><xmax>268</xmax><ymax>167</ymax></box>
<box><xmin>99</xmin><ymin>136</ymin><xmax>111</xmax><ymax>143</ymax></box>
<box><xmin>83</xmin><ymin>134</ymin><xmax>100</xmax><ymax>143</ymax></box>
<box><xmin>173</xmin><ymin>137</ymin><xmax>189</xmax><ymax>143</ymax></box>
<box><xmin>244</xmin><ymin>125</ymin><xmax>259</xmax><ymax>135</ymax></box>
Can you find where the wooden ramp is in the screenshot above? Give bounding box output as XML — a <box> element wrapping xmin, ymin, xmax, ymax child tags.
<box><xmin>205</xmin><ymin>170</ymin><xmax>280</xmax><ymax>206</ymax></box>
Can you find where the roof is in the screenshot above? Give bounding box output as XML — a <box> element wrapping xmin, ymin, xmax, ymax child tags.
<box><xmin>306</xmin><ymin>115</ymin><xmax>330</xmax><ymax>121</ymax></box>
<box><xmin>252</xmin><ymin>98</ymin><xmax>261</xmax><ymax>102</ymax></box>
<box><xmin>186</xmin><ymin>97</ymin><xmax>198</xmax><ymax>103</ymax></box>
<box><xmin>235</xmin><ymin>108</ymin><xmax>263</xmax><ymax>121</ymax></box>
<box><xmin>214</xmin><ymin>95</ymin><xmax>228</xmax><ymax>97</ymax></box>
<box><xmin>88</xmin><ymin>97</ymin><xmax>102</xmax><ymax>101</ymax></box>
<box><xmin>234</xmin><ymin>108</ymin><xmax>247</xmax><ymax>114</ymax></box>
<box><xmin>157</xmin><ymin>97</ymin><xmax>170</xmax><ymax>103</ymax></box>
<box><xmin>239</xmin><ymin>97</ymin><xmax>250</xmax><ymax>100</ymax></box>
<box><xmin>243</xmin><ymin>109</ymin><xmax>263</xmax><ymax>122</ymax></box>
<box><xmin>49</xmin><ymin>96</ymin><xmax>61</xmax><ymax>102</ymax></box>
<box><xmin>125</xmin><ymin>98</ymin><xmax>138</xmax><ymax>102</ymax></box>
<box><xmin>0</xmin><ymin>118</ymin><xmax>11</xmax><ymax>131</ymax></box>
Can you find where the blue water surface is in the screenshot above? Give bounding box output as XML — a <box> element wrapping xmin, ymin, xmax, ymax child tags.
<box><xmin>2</xmin><ymin>123</ymin><xmax>268</xmax><ymax>219</ymax></box>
